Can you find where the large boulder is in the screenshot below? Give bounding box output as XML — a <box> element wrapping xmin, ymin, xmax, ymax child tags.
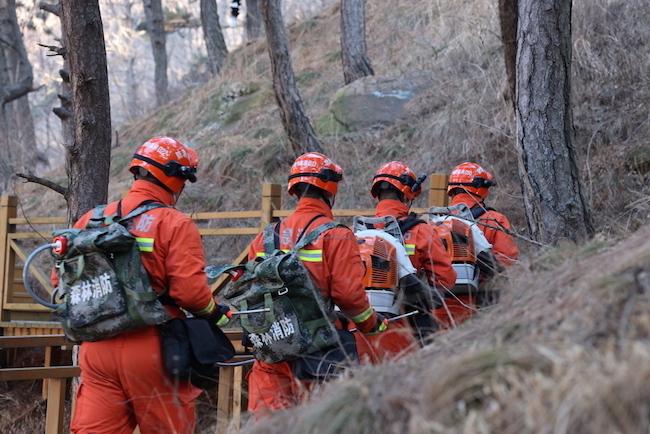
<box><xmin>329</xmin><ymin>71</ymin><xmax>434</xmax><ymax>130</ymax></box>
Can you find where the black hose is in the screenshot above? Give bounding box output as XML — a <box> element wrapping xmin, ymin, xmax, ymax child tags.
<box><xmin>22</xmin><ymin>243</ymin><xmax>59</xmax><ymax>310</ymax></box>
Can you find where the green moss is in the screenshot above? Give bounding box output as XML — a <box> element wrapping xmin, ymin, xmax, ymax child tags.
<box><xmin>315</xmin><ymin>113</ymin><xmax>347</xmax><ymax>136</ymax></box>
<box><xmin>325</xmin><ymin>50</ymin><xmax>341</xmax><ymax>63</ymax></box>
<box><xmin>223</xmin><ymin>88</ymin><xmax>269</xmax><ymax>126</ymax></box>
<box><xmin>249</xmin><ymin>127</ymin><xmax>275</xmax><ymax>139</ymax></box>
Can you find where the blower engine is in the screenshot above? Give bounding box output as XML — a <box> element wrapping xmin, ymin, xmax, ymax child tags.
<box><xmin>351</xmin><ymin>216</ymin><xmax>416</xmax><ymax>316</ymax></box>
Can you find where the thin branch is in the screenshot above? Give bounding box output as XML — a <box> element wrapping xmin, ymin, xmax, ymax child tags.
<box><xmin>15</xmin><ymin>172</ymin><xmax>67</xmax><ymax>197</ymax></box>
<box><xmin>1</xmin><ymin>82</ymin><xmax>43</xmax><ymax>105</ymax></box>
<box><xmin>38</xmin><ymin>42</ymin><xmax>65</xmax><ymax>57</ymax></box>
<box><xmin>39</xmin><ymin>1</ymin><xmax>61</xmax><ymax>17</ymax></box>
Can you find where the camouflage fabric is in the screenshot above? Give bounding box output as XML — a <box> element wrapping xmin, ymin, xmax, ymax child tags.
<box><xmin>53</xmin><ymin>203</ymin><xmax>171</xmax><ymax>342</ymax></box>
<box><xmin>210</xmin><ymin>222</ymin><xmax>340</xmax><ymax>364</ymax></box>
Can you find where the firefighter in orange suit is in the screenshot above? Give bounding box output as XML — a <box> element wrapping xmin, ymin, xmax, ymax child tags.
<box><xmin>432</xmin><ymin>162</ymin><xmax>519</xmax><ymax>327</ymax></box>
<box><xmin>68</xmin><ymin>138</ymin><xmax>227</xmax><ymax>434</ymax></box>
<box><xmin>246</xmin><ymin>152</ymin><xmax>387</xmax><ymax>416</ymax></box>
<box><xmin>447</xmin><ymin>162</ymin><xmax>519</xmax><ymax>268</ymax></box>
<box><xmin>356</xmin><ymin>161</ymin><xmax>456</xmax><ymax>360</ymax></box>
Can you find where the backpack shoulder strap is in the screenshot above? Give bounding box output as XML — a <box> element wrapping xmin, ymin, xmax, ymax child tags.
<box><xmin>293</xmin><ymin>221</ymin><xmax>340</xmax><ymax>252</ymax></box>
<box><xmin>85</xmin><ymin>205</ymin><xmax>109</xmax><ymax>229</ymax></box>
<box><xmin>398</xmin><ymin>212</ymin><xmax>426</xmax><ymax>234</ymax></box>
<box><xmin>471</xmin><ymin>205</ymin><xmax>495</xmax><ymax>220</ymax></box>
<box><xmin>118</xmin><ymin>201</ymin><xmax>167</xmax><ymax>223</ymax></box>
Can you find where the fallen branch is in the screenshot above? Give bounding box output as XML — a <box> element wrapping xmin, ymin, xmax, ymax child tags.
<box><xmin>15</xmin><ymin>172</ymin><xmax>67</xmax><ymax>197</ymax></box>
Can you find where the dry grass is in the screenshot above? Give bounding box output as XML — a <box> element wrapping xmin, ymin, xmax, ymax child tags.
<box><xmin>238</xmin><ymin>225</ymin><xmax>650</xmax><ymax>434</ymax></box>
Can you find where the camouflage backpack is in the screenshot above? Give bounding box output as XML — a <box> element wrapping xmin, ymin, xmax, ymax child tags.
<box><xmin>52</xmin><ymin>201</ymin><xmax>171</xmax><ymax>342</ymax></box>
<box><xmin>209</xmin><ymin>220</ymin><xmax>341</xmax><ymax>364</ymax></box>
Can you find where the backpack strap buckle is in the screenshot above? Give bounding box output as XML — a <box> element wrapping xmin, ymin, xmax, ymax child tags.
<box><xmin>278</xmin><ymin>287</ymin><xmax>288</xmax><ymax>296</ymax></box>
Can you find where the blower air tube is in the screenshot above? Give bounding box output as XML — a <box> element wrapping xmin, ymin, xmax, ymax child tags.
<box><xmin>23</xmin><ymin>243</ymin><xmax>59</xmax><ymax>310</ymax></box>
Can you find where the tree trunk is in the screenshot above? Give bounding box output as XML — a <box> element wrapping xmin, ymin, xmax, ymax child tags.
<box><xmin>60</xmin><ymin>0</ymin><xmax>111</xmax><ymax>223</ymax></box>
<box><xmin>143</xmin><ymin>0</ymin><xmax>168</xmax><ymax>105</ymax></box>
<box><xmin>261</xmin><ymin>0</ymin><xmax>323</xmax><ymax>156</ymax></box>
<box><xmin>498</xmin><ymin>0</ymin><xmax>517</xmax><ymax>109</ymax></box>
<box><xmin>340</xmin><ymin>0</ymin><xmax>373</xmax><ymax>85</ymax></box>
<box><xmin>516</xmin><ymin>0</ymin><xmax>593</xmax><ymax>243</ymax></box>
<box><xmin>0</xmin><ymin>0</ymin><xmax>45</xmax><ymax>176</ymax></box>
<box><xmin>0</xmin><ymin>47</ymin><xmax>11</xmax><ymax>190</ymax></box>
<box><xmin>200</xmin><ymin>0</ymin><xmax>228</xmax><ymax>76</ymax></box>
<box><xmin>245</xmin><ymin>0</ymin><xmax>263</xmax><ymax>41</ymax></box>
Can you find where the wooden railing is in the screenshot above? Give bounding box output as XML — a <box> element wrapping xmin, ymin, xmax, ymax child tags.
<box><xmin>0</xmin><ymin>175</ymin><xmax>449</xmax><ymax>433</ymax></box>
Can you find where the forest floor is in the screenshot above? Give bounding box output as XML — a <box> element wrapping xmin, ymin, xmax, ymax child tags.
<box><xmin>3</xmin><ymin>0</ymin><xmax>649</xmax><ymax>432</ymax></box>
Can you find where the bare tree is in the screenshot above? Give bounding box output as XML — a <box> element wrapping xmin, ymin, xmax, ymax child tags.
<box><xmin>340</xmin><ymin>0</ymin><xmax>373</xmax><ymax>84</ymax></box>
<box><xmin>200</xmin><ymin>0</ymin><xmax>227</xmax><ymax>76</ymax></box>
<box><xmin>59</xmin><ymin>0</ymin><xmax>111</xmax><ymax>222</ymax></box>
<box><xmin>143</xmin><ymin>0</ymin><xmax>168</xmax><ymax>105</ymax></box>
<box><xmin>245</xmin><ymin>0</ymin><xmax>263</xmax><ymax>41</ymax></box>
<box><xmin>516</xmin><ymin>0</ymin><xmax>593</xmax><ymax>243</ymax></box>
<box><xmin>498</xmin><ymin>0</ymin><xmax>517</xmax><ymax>109</ymax></box>
<box><xmin>0</xmin><ymin>0</ymin><xmax>45</xmax><ymax>185</ymax></box>
<box><xmin>261</xmin><ymin>0</ymin><xmax>323</xmax><ymax>156</ymax></box>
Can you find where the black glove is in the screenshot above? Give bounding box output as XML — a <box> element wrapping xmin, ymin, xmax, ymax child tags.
<box><xmin>365</xmin><ymin>312</ymin><xmax>389</xmax><ymax>335</ymax></box>
<box><xmin>209</xmin><ymin>304</ymin><xmax>231</xmax><ymax>327</ymax></box>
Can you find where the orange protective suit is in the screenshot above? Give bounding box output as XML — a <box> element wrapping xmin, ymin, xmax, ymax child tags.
<box><xmin>355</xmin><ymin>200</ymin><xmax>456</xmax><ymax>358</ymax></box>
<box><xmin>69</xmin><ymin>180</ymin><xmax>217</xmax><ymax>434</ymax></box>
<box><xmin>246</xmin><ymin>197</ymin><xmax>379</xmax><ymax>416</ymax></box>
<box><xmin>450</xmin><ymin>193</ymin><xmax>519</xmax><ymax>267</ymax></box>
<box><xmin>433</xmin><ymin>194</ymin><xmax>519</xmax><ymax>328</ymax></box>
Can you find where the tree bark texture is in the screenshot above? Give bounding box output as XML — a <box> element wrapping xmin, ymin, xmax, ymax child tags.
<box><xmin>340</xmin><ymin>0</ymin><xmax>374</xmax><ymax>85</ymax></box>
<box><xmin>498</xmin><ymin>0</ymin><xmax>517</xmax><ymax>109</ymax></box>
<box><xmin>245</xmin><ymin>0</ymin><xmax>263</xmax><ymax>41</ymax></box>
<box><xmin>516</xmin><ymin>0</ymin><xmax>593</xmax><ymax>243</ymax></box>
<box><xmin>60</xmin><ymin>0</ymin><xmax>111</xmax><ymax>223</ymax></box>
<box><xmin>0</xmin><ymin>47</ymin><xmax>11</xmax><ymax>190</ymax></box>
<box><xmin>143</xmin><ymin>0</ymin><xmax>168</xmax><ymax>105</ymax></box>
<box><xmin>261</xmin><ymin>0</ymin><xmax>323</xmax><ymax>157</ymax></box>
<box><xmin>0</xmin><ymin>0</ymin><xmax>43</xmax><ymax>179</ymax></box>
<box><xmin>200</xmin><ymin>0</ymin><xmax>228</xmax><ymax>76</ymax></box>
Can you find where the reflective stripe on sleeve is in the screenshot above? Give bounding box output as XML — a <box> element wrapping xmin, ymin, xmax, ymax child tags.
<box><xmin>297</xmin><ymin>249</ymin><xmax>322</xmax><ymax>262</ymax></box>
<box><xmin>404</xmin><ymin>243</ymin><xmax>416</xmax><ymax>255</ymax></box>
<box><xmin>351</xmin><ymin>307</ymin><xmax>374</xmax><ymax>324</ymax></box>
<box><xmin>194</xmin><ymin>298</ymin><xmax>216</xmax><ymax>317</ymax></box>
<box><xmin>256</xmin><ymin>252</ymin><xmax>266</xmax><ymax>258</ymax></box>
<box><xmin>135</xmin><ymin>237</ymin><xmax>155</xmax><ymax>252</ymax></box>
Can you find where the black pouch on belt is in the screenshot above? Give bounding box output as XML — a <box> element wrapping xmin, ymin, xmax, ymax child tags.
<box><xmin>160</xmin><ymin>318</ymin><xmax>236</xmax><ymax>389</ymax></box>
<box><xmin>291</xmin><ymin>328</ymin><xmax>359</xmax><ymax>382</ymax></box>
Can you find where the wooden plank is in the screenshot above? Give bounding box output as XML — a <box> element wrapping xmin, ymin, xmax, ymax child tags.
<box><xmin>3</xmin><ymin>302</ymin><xmax>52</xmax><ymax>312</ymax></box>
<box><xmin>0</xmin><ymin>196</ymin><xmax>17</xmax><ymax>322</ymax></box>
<box><xmin>215</xmin><ymin>366</ymin><xmax>234</xmax><ymax>434</ymax></box>
<box><xmin>0</xmin><ymin>334</ymin><xmax>70</xmax><ymax>348</ymax></box>
<box><xmin>0</xmin><ymin>366</ymin><xmax>80</xmax><ymax>381</ymax></box>
<box><xmin>0</xmin><ymin>320</ymin><xmax>62</xmax><ymax>328</ymax></box>
<box><xmin>8</xmin><ymin>232</ymin><xmax>50</xmax><ymax>240</ymax></box>
<box><xmin>189</xmin><ymin>210</ymin><xmax>262</xmax><ymax>220</ymax></box>
<box><xmin>198</xmin><ymin>227</ymin><xmax>259</xmax><ymax>236</ymax></box>
<box><xmin>231</xmin><ymin>366</ymin><xmax>243</xmax><ymax>430</ymax></box>
<box><xmin>9</xmin><ymin>216</ymin><xmax>67</xmax><ymax>225</ymax></box>
<box><xmin>43</xmin><ymin>346</ymin><xmax>52</xmax><ymax>399</ymax></box>
<box><xmin>45</xmin><ymin>378</ymin><xmax>66</xmax><ymax>434</ymax></box>
<box><xmin>260</xmin><ymin>183</ymin><xmax>282</xmax><ymax>229</ymax></box>
<box><xmin>428</xmin><ymin>173</ymin><xmax>449</xmax><ymax>207</ymax></box>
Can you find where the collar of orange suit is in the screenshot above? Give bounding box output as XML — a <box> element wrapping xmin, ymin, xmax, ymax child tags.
<box><xmin>450</xmin><ymin>192</ymin><xmax>484</xmax><ymax>209</ymax></box>
<box><xmin>375</xmin><ymin>199</ymin><xmax>409</xmax><ymax>219</ymax></box>
<box><xmin>128</xmin><ymin>179</ymin><xmax>176</xmax><ymax>207</ymax></box>
<box><xmin>295</xmin><ymin>196</ymin><xmax>334</xmax><ymax>219</ymax></box>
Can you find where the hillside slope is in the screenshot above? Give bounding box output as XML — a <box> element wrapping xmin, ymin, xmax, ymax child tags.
<box><xmin>14</xmin><ymin>0</ymin><xmax>649</xmax><ymax>237</ymax></box>
<box><xmin>241</xmin><ymin>225</ymin><xmax>650</xmax><ymax>433</ymax></box>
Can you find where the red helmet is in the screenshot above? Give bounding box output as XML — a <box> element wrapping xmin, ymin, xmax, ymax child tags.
<box><xmin>447</xmin><ymin>162</ymin><xmax>496</xmax><ymax>200</ymax></box>
<box><xmin>371</xmin><ymin>161</ymin><xmax>426</xmax><ymax>201</ymax></box>
<box><xmin>129</xmin><ymin>137</ymin><xmax>198</xmax><ymax>194</ymax></box>
<box><xmin>288</xmin><ymin>152</ymin><xmax>343</xmax><ymax>197</ymax></box>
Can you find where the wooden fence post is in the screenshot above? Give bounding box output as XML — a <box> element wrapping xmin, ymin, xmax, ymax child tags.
<box><xmin>0</xmin><ymin>195</ymin><xmax>17</xmax><ymax>321</ymax></box>
<box><xmin>260</xmin><ymin>183</ymin><xmax>281</xmax><ymax>228</ymax></box>
<box><xmin>45</xmin><ymin>377</ymin><xmax>66</xmax><ymax>434</ymax></box>
<box><xmin>427</xmin><ymin>173</ymin><xmax>449</xmax><ymax>208</ymax></box>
